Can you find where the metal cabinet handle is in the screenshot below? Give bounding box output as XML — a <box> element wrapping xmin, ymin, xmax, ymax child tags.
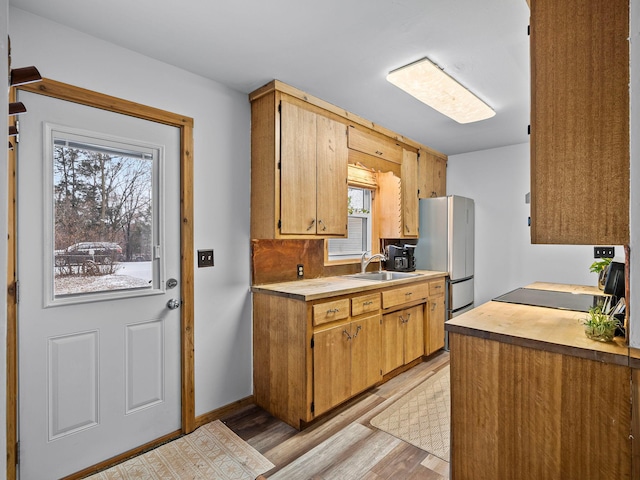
<box><xmin>306</xmin><ymin>219</ymin><xmax>316</xmax><ymax>231</ymax></box>
<box><xmin>405</xmin><ymin>292</ymin><xmax>413</xmax><ymax>297</ymax></box>
<box><xmin>352</xmin><ymin>325</ymin><xmax>362</xmax><ymax>338</ymax></box>
<box><xmin>431</xmin><ymin>303</ymin><xmax>437</xmax><ymax>312</ymax></box>
<box><xmin>363</xmin><ymin>301</ymin><xmax>373</xmax><ymax>306</ymax></box>
<box><xmin>318</xmin><ymin>219</ymin><xmax>327</xmax><ymax>231</ymax></box>
<box><xmin>343</xmin><ymin>329</ymin><xmax>352</xmax><ymax>340</ymax></box>
<box><xmin>327</xmin><ymin>308</ymin><xmax>340</xmax><ymax>314</ymax></box>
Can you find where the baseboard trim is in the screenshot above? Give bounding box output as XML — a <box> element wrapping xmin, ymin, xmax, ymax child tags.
<box><xmin>195</xmin><ymin>395</ymin><xmax>255</xmax><ymax>428</ymax></box>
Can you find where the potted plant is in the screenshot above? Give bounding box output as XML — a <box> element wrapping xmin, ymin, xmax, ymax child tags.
<box><xmin>589</xmin><ymin>257</ymin><xmax>612</xmax><ymax>290</ymax></box>
<box><xmin>583</xmin><ymin>305</ymin><xmax>620</xmax><ymax>342</ymax></box>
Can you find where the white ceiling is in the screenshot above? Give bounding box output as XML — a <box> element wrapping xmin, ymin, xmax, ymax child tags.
<box><xmin>9</xmin><ymin>0</ymin><xmax>531</xmax><ymax>156</ymax></box>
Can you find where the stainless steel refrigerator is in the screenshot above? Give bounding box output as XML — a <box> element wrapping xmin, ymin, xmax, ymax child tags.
<box><xmin>415</xmin><ymin>196</ymin><xmax>475</xmax><ymax>346</ymax></box>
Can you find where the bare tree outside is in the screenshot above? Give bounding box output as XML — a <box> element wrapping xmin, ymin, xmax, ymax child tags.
<box><xmin>53</xmin><ymin>139</ymin><xmax>154</xmax><ymax>295</ymax></box>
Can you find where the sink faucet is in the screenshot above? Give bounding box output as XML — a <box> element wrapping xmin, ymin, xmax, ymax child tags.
<box><xmin>361</xmin><ymin>251</ymin><xmax>387</xmax><ymax>273</ymax></box>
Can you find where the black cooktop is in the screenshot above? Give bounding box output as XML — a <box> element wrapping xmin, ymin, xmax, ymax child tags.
<box><xmin>492</xmin><ymin>288</ymin><xmax>606</xmax><ymax>313</ymax></box>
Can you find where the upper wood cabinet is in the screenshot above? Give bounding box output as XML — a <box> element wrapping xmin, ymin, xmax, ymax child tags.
<box><xmin>378</xmin><ymin>149</ymin><xmax>419</xmax><ymax>239</ymax></box>
<box><xmin>251</xmin><ymin>93</ymin><xmax>348</xmax><ymax>239</ymax></box>
<box><xmin>401</xmin><ymin>149</ymin><xmax>419</xmax><ymax>237</ymax></box>
<box><xmin>280</xmin><ymin>101</ymin><xmax>348</xmax><ymax>236</ymax></box>
<box><xmin>418</xmin><ymin>148</ymin><xmax>447</xmax><ymax>199</ymax></box>
<box><xmin>250</xmin><ymin>81</ymin><xmax>447</xmax><ymax>240</ymax></box>
<box><xmin>529</xmin><ymin>0</ymin><xmax>629</xmax><ymax>245</ymax></box>
<box><xmin>347</xmin><ymin>126</ymin><xmax>403</xmax><ymax>164</ymax></box>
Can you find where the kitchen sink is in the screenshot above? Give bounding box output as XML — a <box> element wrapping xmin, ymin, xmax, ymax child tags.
<box><xmin>347</xmin><ymin>271</ymin><xmax>421</xmax><ymax>281</ymax></box>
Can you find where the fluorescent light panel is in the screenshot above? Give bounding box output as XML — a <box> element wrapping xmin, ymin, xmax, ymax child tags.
<box><xmin>387</xmin><ymin>57</ymin><xmax>495</xmax><ymax>124</ymax></box>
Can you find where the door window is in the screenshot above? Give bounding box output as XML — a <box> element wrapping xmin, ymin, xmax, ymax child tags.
<box><xmin>45</xmin><ymin>125</ymin><xmax>163</xmax><ymax>305</ymax></box>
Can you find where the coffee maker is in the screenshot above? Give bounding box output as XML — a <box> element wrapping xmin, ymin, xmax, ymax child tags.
<box><xmin>384</xmin><ymin>245</ymin><xmax>416</xmax><ymax>272</ymax></box>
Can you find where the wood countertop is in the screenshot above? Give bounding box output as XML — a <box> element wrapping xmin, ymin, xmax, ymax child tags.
<box><xmin>251</xmin><ymin>270</ymin><xmax>448</xmax><ymax>301</ymax></box>
<box><xmin>446</xmin><ymin>282</ymin><xmax>629</xmax><ymax>365</ymax></box>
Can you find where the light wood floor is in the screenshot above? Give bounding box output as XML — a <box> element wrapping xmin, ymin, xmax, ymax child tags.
<box><xmin>221</xmin><ymin>350</ymin><xmax>450</xmax><ymax>479</ymax></box>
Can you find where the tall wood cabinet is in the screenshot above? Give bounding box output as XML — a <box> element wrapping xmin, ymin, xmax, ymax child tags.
<box><xmin>529</xmin><ymin>0</ymin><xmax>629</xmax><ymax>244</ymax></box>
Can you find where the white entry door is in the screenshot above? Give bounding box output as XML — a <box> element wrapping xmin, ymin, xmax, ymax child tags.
<box><xmin>16</xmin><ymin>90</ymin><xmax>182</xmax><ymax>479</ymax></box>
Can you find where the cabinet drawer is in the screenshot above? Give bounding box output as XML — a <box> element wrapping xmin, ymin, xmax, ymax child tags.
<box><xmin>429</xmin><ymin>279</ymin><xmax>445</xmax><ymax>297</ymax></box>
<box><xmin>351</xmin><ymin>293</ymin><xmax>381</xmax><ymax>317</ymax></box>
<box><xmin>313</xmin><ymin>298</ymin><xmax>350</xmax><ymax>326</ymax></box>
<box><xmin>382</xmin><ymin>283</ymin><xmax>429</xmax><ymax>309</ymax></box>
<box><xmin>347</xmin><ymin>126</ymin><xmax>403</xmax><ymax>164</ymax></box>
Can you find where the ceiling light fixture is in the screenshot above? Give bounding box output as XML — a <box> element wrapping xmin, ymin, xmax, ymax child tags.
<box><xmin>386</xmin><ymin>57</ymin><xmax>495</xmax><ymax>124</ymax></box>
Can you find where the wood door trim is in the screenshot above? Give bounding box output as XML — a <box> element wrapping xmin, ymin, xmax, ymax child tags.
<box><xmin>6</xmin><ymin>78</ymin><xmax>196</xmax><ymax>480</ymax></box>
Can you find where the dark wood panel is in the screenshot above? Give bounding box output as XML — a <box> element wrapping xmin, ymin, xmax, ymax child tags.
<box><xmin>530</xmin><ymin>0</ymin><xmax>629</xmax><ymax>244</ymax></box>
<box><xmin>251</xmin><ymin>239</ymin><xmax>361</xmax><ymax>285</ymax></box>
<box><xmin>449</xmin><ymin>333</ymin><xmax>631</xmax><ymax>479</ymax></box>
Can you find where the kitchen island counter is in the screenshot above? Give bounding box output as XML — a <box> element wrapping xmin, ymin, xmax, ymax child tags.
<box><xmin>446</xmin><ymin>281</ymin><xmax>632</xmax><ymax>479</ymax></box>
<box><xmin>446</xmin><ymin>281</ymin><xmax>628</xmax><ymax>364</ymax></box>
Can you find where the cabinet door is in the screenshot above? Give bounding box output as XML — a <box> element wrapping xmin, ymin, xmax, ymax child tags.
<box><xmin>426</xmin><ymin>295</ymin><xmax>445</xmax><ymax>354</ymax></box>
<box><xmin>433</xmin><ymin>157</ymin><xmax>447</xmax><ymax>197</ymax></box>
<box><xmin>313</xmin><ymin>324</ymin><xmax>351</xmax><ymax>416</ymax></box>
<box><xmin>382</xmin><ymin>311</ymin><xmax>404</xmax><ymax>375</ymax></box>
<box><xmin>280</xmin><ymin>101</ymin><xmax>318</xmax><ymax>235</ymax></box>
<box><xmin>401</xmin><ymin>149</ymin><xmax>419</xmax><ymax>237</ymax></box>
<box><xmin>350</xmin><ymin>314</ymin><xmax>382</xmax><ymax>394</ymax></box>
<box><xmin>418</xmin><ymin>149</ymin><xmax>447</xmax><ymax>199</ymax></box>
<box><xmin>404</xmin><ymin>305</ymin><xmax>425</xmax><ymax>363</ymax></box>
<box><xmin>347</xmin><ymin>126</ymin><xmax>403</xmax><ymax>164</ymax></box>
<box><xmin>316</xmin><ymin>115</ymin><xmax>348</xmax><ymax>236</ymax></box>
<box><xmin>530</xmin><ymin>0</ymin><xmax>628</xmax><ymax>244</ymax></box>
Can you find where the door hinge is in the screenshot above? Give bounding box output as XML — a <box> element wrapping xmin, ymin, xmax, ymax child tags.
<box><xmin>278</xmin><ymin>219</ymin><xmax>282</xmax><ymax>230</ymax></box>
<box><xmin>311</xmin><ymin>337</ymin><xmax>314</xmax><ymax>348</ymax></box>
<box><xmin>9</xmin><ymin>281</ymin><xmax>19</xmax><ymax>304</ymax></box>
<box><xmin>278</xmin><ymin>102</ymin><xmax>281</xmax><ymax>113</ymax></box>
<box><xmin>15</xmin><ymin>441</ymin><xmax>19</xmax><ymax>465</ymax></box>
<box><xmin>311</xmin><ymin>402</ymin><xmax>314</xmax><ymax>413</ymax></box>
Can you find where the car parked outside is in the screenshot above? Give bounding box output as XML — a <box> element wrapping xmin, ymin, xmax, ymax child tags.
<box><xmin>55</xmin><ymin>242</ymin><xmax>123</xmax><ymax>266</ymax></box>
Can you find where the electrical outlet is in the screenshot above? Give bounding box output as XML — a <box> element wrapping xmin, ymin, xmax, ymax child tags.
<box><xmin>594</xmin><ymin>246</ymin><xmax>615</xmax><ymax>258</ymax></box>
<box><xmin>197</xmin><ymin>249</ymin><xmax>214</xmax><ymax>267</ymax></box>
<box><xmin>297</xmin><ymin>264</ymin><xmax>304</xmax><ymax>278</ymax></box>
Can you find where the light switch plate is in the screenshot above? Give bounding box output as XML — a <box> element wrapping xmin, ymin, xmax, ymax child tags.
<box><xmin>197</xmin><ymin>249</ymin><xmax>214</xmax><ymax>267</ymax></box>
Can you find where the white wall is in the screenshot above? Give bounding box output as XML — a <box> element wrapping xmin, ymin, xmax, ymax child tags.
<box><xmin>630</xmin><ymin>0</ymin><xmax>640</xmax><ymax>347</ymax></box>
<box><xmin>8</xmin><ymin>8</ymin><xmax>253</xmax><ymax>415</ymax></box>
<box><xmin>447</xmin><ymin>143</ymin><xmax>625</xmax><ymax>307</ymax></box>
<box><xmin>1</xmin><ymin>0</ymin><xmax>9</xmax><ymax>474</ymax></box>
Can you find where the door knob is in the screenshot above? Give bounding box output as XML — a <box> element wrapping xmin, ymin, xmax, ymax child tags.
<box><xmin>167</xmin><ymin>299</ymin><xmax>181</xmax><ymax>310</ymax></box>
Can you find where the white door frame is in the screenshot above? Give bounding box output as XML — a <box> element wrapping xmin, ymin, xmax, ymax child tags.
<box><xmin>6</xmin><ymin>78</ymin><xmax>195</xmax><ymax>480</ymax></box>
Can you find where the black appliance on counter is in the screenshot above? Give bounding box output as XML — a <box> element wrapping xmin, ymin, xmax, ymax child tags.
<box><xmin>604</xmin><ymin>261</ymin><xmax>625</xmax><ymax>302</ymax></box>
<box><xmin>384</xmin><ymin>245</ymin><xmax>416</xmax><ymax>272</ymax></box>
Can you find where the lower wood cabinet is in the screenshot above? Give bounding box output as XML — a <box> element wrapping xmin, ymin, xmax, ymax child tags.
<box><xmin>425</xmin><ymin>292</ymin><xmax>445</xmax><ymax>354</ymax></box>
<box><xmin>252</xmin><ymin>277</ymin><xmax>446</xmax><ymax>429</ymax></box>
<box><xmin>382</xmin><ymin>305</ymin><xmax>424</xmax><ymax>375</ymax></box>
<box><xmin>313</xmin><ymin>313</ymin><xmax>381</xmax><ymax>416</ymax></box>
